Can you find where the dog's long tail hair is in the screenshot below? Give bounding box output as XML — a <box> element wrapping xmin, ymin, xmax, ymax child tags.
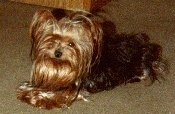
<box><xmin>83</xmin><ymin>33</ymin><xmax>169</xmax><ymax>93</ymax></box>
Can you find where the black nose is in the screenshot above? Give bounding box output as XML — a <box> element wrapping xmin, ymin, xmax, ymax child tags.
<box><xmin>54</xmin><ymin>50</ymin><xmax>62</xmax><ymax>58</ymax></box>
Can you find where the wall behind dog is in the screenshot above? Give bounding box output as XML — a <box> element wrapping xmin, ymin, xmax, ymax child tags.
<box><xmin>10</xmin><ymin>0</ymin><xmax>111</xmax><ymax>12</ymax></box>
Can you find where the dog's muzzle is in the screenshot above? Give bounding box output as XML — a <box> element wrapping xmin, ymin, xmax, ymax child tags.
<box><xmin>54</xmin><ymin>49</ymin><xmax>62</xmax><ymax>58</ymax></box>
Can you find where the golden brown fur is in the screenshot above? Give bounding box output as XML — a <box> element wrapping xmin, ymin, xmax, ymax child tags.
<box><xmin>17</xmin><ymin>9</ymin><xmax>167</xmax><ymax>109</ymax></box>
<box><xmin>17</xmin><ymin>9</ymin><xmax>102</xmax><ymax>109</ymax></box>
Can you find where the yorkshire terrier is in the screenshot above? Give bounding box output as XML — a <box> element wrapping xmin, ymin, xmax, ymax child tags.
<box><xmin>17</xmin><ymin>9</ymin><xmax>167</xmax><ymax>109</ymax></box>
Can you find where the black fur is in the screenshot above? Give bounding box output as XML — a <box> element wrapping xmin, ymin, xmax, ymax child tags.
<box><xmin>83</xmin><ymin>33</ymin><xmax>166</xmax><ymax>93</ymax></box>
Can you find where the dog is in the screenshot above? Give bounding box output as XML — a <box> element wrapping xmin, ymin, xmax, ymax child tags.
<box><xmin>17</xmin><ymin>9</ymin><xmax>167</xmax><ymax>109</ymax></box>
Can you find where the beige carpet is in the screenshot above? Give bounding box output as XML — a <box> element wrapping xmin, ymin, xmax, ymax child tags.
<box><xmin>0</xmin><ymin>0</ymin><xmax>175</xmax><ymax>113</ymax></box>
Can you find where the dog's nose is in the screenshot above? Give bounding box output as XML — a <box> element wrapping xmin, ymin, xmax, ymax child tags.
<box><xmin>54</xmin><ymin>50</ymin><xmax>62</xmax><ymax>58</ymax></box>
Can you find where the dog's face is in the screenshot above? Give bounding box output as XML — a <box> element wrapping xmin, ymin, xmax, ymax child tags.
<box><xmin>30</xmin><ymin>10</ymin><xmax>103</xmax><ymax>89</ymax></box>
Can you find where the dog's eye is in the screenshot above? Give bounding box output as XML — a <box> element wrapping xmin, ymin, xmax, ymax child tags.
<box><xmin>68</xmin><ymin>42</ymin><xmax>75</xmax><ymax>47</ymax></box>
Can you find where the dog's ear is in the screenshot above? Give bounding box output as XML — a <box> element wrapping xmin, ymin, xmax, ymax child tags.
<box><xmin>30</xmin><ymin>10</ymin><xmax>55</xmax><ymax>41</ymax></box>
<box><xmin>29</xmin><ymin>10</ymin><xmax>56</xmax><ymax>60</ymax></box>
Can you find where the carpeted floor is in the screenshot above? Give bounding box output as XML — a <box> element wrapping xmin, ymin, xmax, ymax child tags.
<box><xmin>0</xmin><ymin>0</ymin><xmax>175</xmax><ymax>113</ymax></box>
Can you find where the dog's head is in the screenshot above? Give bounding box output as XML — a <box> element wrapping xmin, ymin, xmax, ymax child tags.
<box><xmin>30</xmin><ymin>10</ymin><xmax>103</xmax><ymax>89</ymax></box>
